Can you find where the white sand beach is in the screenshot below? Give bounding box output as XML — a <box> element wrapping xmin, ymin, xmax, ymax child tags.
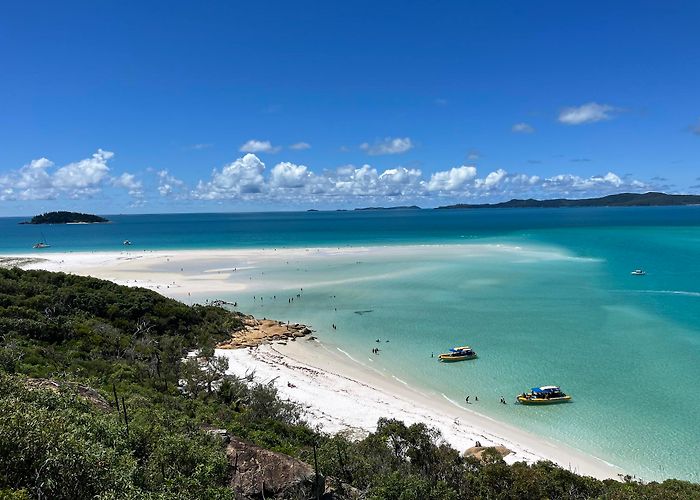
<box><xmin>5</xmin><ymin>247</ymin><xmax>624</xmax><ymax>480</ymax></box>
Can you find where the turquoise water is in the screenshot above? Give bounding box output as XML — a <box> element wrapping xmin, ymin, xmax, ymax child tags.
<box><xmin>2</xmin><ymin>207</ymin><xmax>699</xmax><ymax>481</ymax></box>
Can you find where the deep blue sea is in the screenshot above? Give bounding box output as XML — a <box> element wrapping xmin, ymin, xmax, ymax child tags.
<box><xmin>2</xmin><ymin>206</ymin><xmax>699</xmax><ymax>481</ymax></box>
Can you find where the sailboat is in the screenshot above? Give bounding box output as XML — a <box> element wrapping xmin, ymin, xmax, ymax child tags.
<box><xmin>33</xmin><ymin>232</ymin><xmax>50</xmax><ymax>249</ymax></box>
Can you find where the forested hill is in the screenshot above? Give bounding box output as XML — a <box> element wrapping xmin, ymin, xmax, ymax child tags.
<box><xmin>0</xmin><ymin>268</ymin><xmax>698</xmax><ymax>499</ymax></box>
<box><xmin>437</xmin><ymin>192</ymin><xmax>700</xmax><ymax>209</ymax></box>
<box><xmin>20</xmin><ymin>211</ymin><xmax>109</xmax><ymax>224</ymax></box>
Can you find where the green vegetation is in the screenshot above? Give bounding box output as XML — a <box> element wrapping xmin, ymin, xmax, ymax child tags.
<box><xmin>20</xmin><ymin>211</ymin><xmax>109</xmax><ymax>224</ymax></box>
<box><xmin>437</xmin><ymin>192</ymin><xmax>700</xmax><ymax>209</ymax></box>
<box><xmin>1</xmin><ymin>268</ymin><xmax>698</xmax><ymax>499</ymax></box>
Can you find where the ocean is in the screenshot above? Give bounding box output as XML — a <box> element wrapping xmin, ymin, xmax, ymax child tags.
<box><xmin>2</xmin><ymin>206</ymin><xmax>699</xmax><ymax>481</ymax></box>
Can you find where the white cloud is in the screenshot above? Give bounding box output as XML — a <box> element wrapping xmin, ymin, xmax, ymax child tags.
<box><xmin>558</xmin><ymin>102</ymin><xmax>616</xmax><ymax>125</ymax></box>
<box><xmin>289</xmin><ymin>142</ymin><xmax>311</xmax><ymax>150</ymax></box>
<box><xmin>194</xmin><ymin>153</ymin><xmax>266</xmax><ymax>199</ymax></box>
<box><xmin>360</xmin><ymin>137</ymin><xmax>414</xmax><ymax>155</ymax></box>
<box><xmin>239</xmin><ymin>139</ymin><xmax>281</xmax><ymax>154</ymax></box>
<box><xmin>270</xmin><ymin>162</ymin><xmax>311</xmax><ymax>188</ymax></box>
<box><xmin>542</xmin><ymin>171</ymin><xmax>624</xmax><ymax>191</ymax></box>
<box><xmin>53</xmin><ymin>149</ymin><xmax>113</xmax><ymax>191</ymax></box>
<box><xmin>157</xmin><ymin>170</ymin><xmax>187</xmax><ymax>198</ymax></box>
<box><xmin>0</xmin><ymin>149</ymin><xmax>141</xmax><ymax>201</ymax></box>
<box><xmin>512</xmin><ymin>122</ymin><xmax>535</xmax><ymax>133</ymax></box>
<box><xmin>475</xmin><ymin>169</ymin><xmax>507</xmax><ymax>190</ymax></box>
<box><xmin>112</xmin><ymin>172</ymin><xmax>143</xmax><ymax>197</ymax></box>
<box><xmin>427</xmin><ymin>166</ymin><xmax>477</xmax><ymax>192</ymax></box>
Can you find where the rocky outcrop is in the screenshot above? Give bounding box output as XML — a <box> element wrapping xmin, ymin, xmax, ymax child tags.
<box><xmin>464</xmin><ymin>445</ymin><xmax>512</xmax><ymax>462</ymax></box>
<box><xmin>227</xmin><ymin>436</ymin><xmax>324</xmax><ymax>499</ymax></box>
<box><xmin>23</xmin><ymin>377</ymin><xmax>112</xmax><ymax>412</ymax></box>
<box><xmin>218</xmin><ymin>316</ymin><xmax>313</xmax><ymax>349</ymax></box>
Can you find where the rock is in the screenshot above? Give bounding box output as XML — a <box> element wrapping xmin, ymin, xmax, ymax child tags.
<box><xmin>201</xmin><ymin>426</ymin><xmax>231</xmax><ymax>444</ymax></box>
<box><xmin>24</xmin><ymin>378</ymin><xmax>111</xmax><ymax>412</ymax></box>
<box><xmin>227</xmin><ymin>436</ymin><xmax>324</xmax><ymax>499</ymax></box>
<box><xmin>464</xmin><ymin>445</ymin><xmax>512</xmax><ymax>462</ymax></box>
<box><xmin>324</xmin><ymin>476</ymin><xmax>362</xmax><ymax>499</ymax></box>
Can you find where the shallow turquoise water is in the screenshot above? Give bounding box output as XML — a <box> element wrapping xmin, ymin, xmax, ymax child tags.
<box><xmin>2</xmin><ymin>207</ymin><xmax>699</xmax><ymax>481</ymax></box>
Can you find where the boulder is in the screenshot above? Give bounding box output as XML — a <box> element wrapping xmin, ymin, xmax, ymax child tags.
<box><xmin>464</xmin><ymin>445</ymin><xmax>512</xmax><ymax>462</ymax></box>
<box><xmin>227</xmin><ymin>436</ymin><xmax>324</xmax><ymax>499</ymax></box>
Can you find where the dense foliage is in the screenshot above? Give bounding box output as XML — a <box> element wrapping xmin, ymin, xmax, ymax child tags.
<box><xmin>437</xmin><ymin>191</ymin><xmax>700</xmax><ymax>209</ymax></box>
<box><xmin>21</xmin><ymin>211</ymin><xmax>109</xmax><ymax>224</ymax></box>
<box><xmin>0</xmin><ymin>268</ymin><xmax>698</xmax><ymax>499</ymax></box>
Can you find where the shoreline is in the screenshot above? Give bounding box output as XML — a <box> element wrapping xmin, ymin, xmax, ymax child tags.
<box><xmin>2</xmin><ymin>246</ymin><xmax>624</xmax><ymax>480</ymax></box>
<box><xmin>218</xmin><ymin>341</ymin><xmax>623</xmax><ymax>480</ymax></box>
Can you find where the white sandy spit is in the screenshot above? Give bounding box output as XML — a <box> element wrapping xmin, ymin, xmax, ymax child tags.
<box><xmin>5</xmin><ymin>246</ymin><xmax>623</xmax><ymax>480</ymax></box>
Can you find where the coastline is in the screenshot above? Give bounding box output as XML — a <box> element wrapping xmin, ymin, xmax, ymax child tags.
<box><xmin>2</xmin><ymin>246</ymin><xmax>625</xmax><ymax>480</ymax></box>
<box><xmin>218</xmin><ymin>341</ymin><xmax>623</xmax><ymax>480</ymax></box>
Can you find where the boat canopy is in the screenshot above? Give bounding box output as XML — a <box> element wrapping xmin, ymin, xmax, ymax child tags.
<box><xmin>450</xmin><ymin>346</ymin><xmax>471</xmax><ymax>352</ymax></box>
<box><xmin>531</xmin><ymin>386</ymin><xmax>561</xmax><ymax>394</ymax></box>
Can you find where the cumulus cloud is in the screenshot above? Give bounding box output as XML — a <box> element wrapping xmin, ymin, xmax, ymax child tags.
<box><xmin>475</xmin><ymin>169</ymin><xmax>507</xmax><ymax>190</ymax></box>
<box><xmin>360</xmin><ymin>137</ymin><xmax>413</xmax><ymax>155</ymax></box>
<box><xmin>512</xmin><ymin>122</ymin><xmax>535</xmax><ymax>133</ymax></box>
<box><xmin>427</xmin><ymin>166</ymin><xmax>477</xmax><ymax>192</ymax></box>
<box><xmin>239</xmin><ymin>139</ymin><xmax>281</xmax><ymax>154</ymax></box>
<box><xmin>558</xmin><ymin>102</ymin><xmax>616</xmax><ymax>125</ymax></box>
<box><xmin>270</xmin><ymin>162</ymin><xmax>312</xmax><ymax>188</ymax></box>
<box><xmin>194</xmin><ymin>154</ymin><xmax>266</xmax><ymax>199</ymax></box>
<box><xmin>0</xmin><ymin>149</ymin><xmax>141</xmax><ymax>201</ymax></box>
<box><xmin>289</xmin><ymin>142</ymin><xmax>311</xmax><ymax>150</ymax></box>
<box><xmin>52</xmin><ymin>149</ymin><xmax>113</xmax><ymax>194</ymax></box>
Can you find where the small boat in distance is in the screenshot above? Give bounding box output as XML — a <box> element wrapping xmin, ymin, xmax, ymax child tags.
<box><xmin>630</xmin><ymin>269</ymin><xmax>646</xmax><ymax>275</ymax></box>
<box><xmin>438</xmin><ymin>345</ymin><xmax>478</xmax><ymax>362</ymax></box>
<box><xmin>123</xmin><ymin>240</ymin><xmax>132</xmax><ymax>246</ymax></box>
<box><xmin>33</xmin><ymin>232</ymin><xmax>50</xmax><ymax>249</ymax></box>
<box><xmin>517</xmin><ymin>386</ymin><xmax>572</xmax><ymax>405</ymax></box>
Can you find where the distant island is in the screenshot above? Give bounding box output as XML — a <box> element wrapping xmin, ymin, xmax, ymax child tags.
<box><xmin>354</xmin><ymin>205</ymin><xmax>421</xmax><ymax>211</ymax></box>
<box><xmin>20</xmin><ymin>211</ymin><xmax>109</xmax><ymax>224</ymax></box>
<box><xmin>436</xmin><ymin>192</ymin><xmax>700</xmax><ymax>209</ymax></box>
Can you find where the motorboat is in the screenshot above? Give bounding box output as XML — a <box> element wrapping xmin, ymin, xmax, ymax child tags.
<box><xmin>33</xmin><ymin>233</ymin><xmax>50</xmax><ymax>249</ymax></box>
<box><xmin>517</xmin><ymin>386</ymin><xmax>572</xmax><ymax>405</ymax></box>
<box><xmin>630</xmin><ymin>269</ymin><xmax>646</xmax><ymax>276</ymax></box>
<box><xmin>438</xmin><ymin>345</ymin><xmax>478</xmax><ymax>362</ymax></box>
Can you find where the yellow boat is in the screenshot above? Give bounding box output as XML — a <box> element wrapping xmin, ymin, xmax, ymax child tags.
<box><xmin>438</xmin><ymin>346</ymin><xmax>477</xmax><ymax>362</ymax></box>
<box><xmin>516</xmin><ymin>386</ymin><xmax>572</xmax><ymax>404</ymax></box>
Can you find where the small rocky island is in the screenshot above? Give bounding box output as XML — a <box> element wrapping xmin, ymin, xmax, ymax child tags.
<box><xmin>20</xmin><ymin>211</ymin><xmax>109</xmax><ymax>224</ymax></box>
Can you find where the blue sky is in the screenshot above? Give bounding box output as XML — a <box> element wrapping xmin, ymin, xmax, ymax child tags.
<box><xmin>1</xmin><ymin>1</ymin><xmax>699</xmax><ymax>215</ymax></box>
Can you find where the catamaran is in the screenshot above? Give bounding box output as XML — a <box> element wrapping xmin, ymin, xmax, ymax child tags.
<box><xmin>517</xmin><ymin>386</ymin><xmax>572</xmax><ymax>404</ymax></box>
<box><xmin>438</xmin><ymin>345</ymin><xmax>478</xmax><ymax>362</ymax></box>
